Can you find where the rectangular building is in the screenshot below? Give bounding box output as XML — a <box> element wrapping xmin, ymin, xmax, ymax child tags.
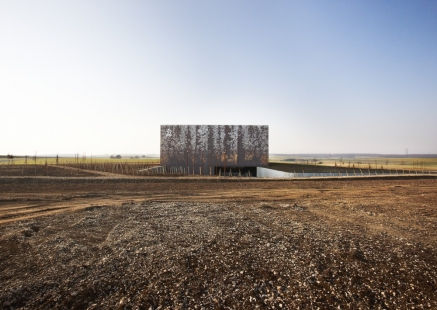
<box><xmin>160</xmin><ymin>125</ymin><xmax>268</xmax><ymax>175</ymax></box>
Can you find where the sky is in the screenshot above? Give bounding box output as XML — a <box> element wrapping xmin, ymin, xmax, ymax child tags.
<box><xmin>1</xmin><ymin>0</ymin><xmax>436</xmax><ymax>155</ymax></box>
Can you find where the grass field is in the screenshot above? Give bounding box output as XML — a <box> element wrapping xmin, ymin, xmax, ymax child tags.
<box><xmin>270</xmin><ymin>154</ymin><xmax>437</xmax><ymax>171</ymax></box>
<box><xmin>0</xmin><ymin>156</ymin><xmax>160</xmax><ymax>165</ymax></box>
<box><xmin>2</xmin><ymin>154</ymin><xmax>437</xmax><ymax>172</ymax></box>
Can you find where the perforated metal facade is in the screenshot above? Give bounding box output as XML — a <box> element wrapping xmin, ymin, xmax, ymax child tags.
<box><xmin>160</xmin><ymin>125</ymin><xmax>268</xmax><ymax>174</ymax></box>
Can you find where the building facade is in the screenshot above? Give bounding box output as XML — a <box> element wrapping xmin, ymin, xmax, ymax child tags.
<box><xmin>160</xmin><ymin>125</ymin><xmax>268</xmax><ymax>175</ymax></box>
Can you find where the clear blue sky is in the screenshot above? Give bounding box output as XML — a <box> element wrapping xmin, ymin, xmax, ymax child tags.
<box><xmin>1</xmin><ymin>0</ymin><xmax>436</xmax><ymax>155</ymax></box>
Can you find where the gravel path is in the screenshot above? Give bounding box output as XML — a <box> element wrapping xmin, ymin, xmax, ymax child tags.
<box><xmin>1</xmin><ymin>196</ymin><xmax>436</xmax><ymax>309</ymax></box>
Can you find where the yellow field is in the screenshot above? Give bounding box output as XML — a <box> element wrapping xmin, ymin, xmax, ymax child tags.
<box><xmin>3</xmin><ymin>154</ymin><xmax>437</xmax><ymax>172</ymax></box>
<box><xmin>269</xmin><ymin>155</ymin><xmax>437</xmax><ymax>171</ymax></box>
<box><xmin>1</xmin><ymin>156</ymin><xmax>160</xmax><ymax>165</ymax></box>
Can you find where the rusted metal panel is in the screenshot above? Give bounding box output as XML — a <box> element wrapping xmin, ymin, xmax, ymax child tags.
<box><xmin>160</xmin><ymin>125</ymin><xmax>268</xmax><ymax>170</ymax></box>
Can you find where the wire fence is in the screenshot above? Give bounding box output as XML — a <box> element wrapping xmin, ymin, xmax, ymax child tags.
<box><xmin>257</xmin><ymin>167</ymin><xmax>437</xmax><ymax>178</ymax></box>
<box><xmin>1</xmin><ymin>161</ymin><xmax>436</xmax><ymax>178</ymax></box>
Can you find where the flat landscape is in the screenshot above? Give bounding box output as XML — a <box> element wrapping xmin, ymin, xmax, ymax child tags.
<box><xmin>1</xmin><ymin>165</ymin><xmax>437</xmax><ymax>309</ymax></box>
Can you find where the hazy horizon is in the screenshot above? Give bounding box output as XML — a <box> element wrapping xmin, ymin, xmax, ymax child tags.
<box><xmin>2</xmin><ymin>152</ymin><xmax>436</xmax><ymax>158</ymax></box>
<box><xmin>2</xmin><ymin>1</ymin><xmax>436</xmax><ymax>155</ymax></box>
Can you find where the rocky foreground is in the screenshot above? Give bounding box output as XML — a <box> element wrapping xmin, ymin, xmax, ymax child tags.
<box><xmin>1</xmin><ymin>199</ymin><xmax>436</xmax><ymax>309</ymax></box>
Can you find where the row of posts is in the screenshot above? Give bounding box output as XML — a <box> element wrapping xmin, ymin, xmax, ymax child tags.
<box><xmin>154</xmin><ymin>166</ymin><xmax>251</xmax><ymax>177</ymax></box>
<box><xmin>292</xmin><ymin>169</ymin><xmax>432</xmax><ymax>178</ymax></box>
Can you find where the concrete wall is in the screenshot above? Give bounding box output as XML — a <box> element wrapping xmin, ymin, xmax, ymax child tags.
<box><xmin>257</xmin><ymin>167</ymin><xmax>295</xmax><ymax>178</ymax></box>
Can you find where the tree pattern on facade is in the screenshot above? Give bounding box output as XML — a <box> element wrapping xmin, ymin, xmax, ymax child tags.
<box><xmin>161</xmin><ymin>125</ymin><xmax>268</xmax><ymax>167</ymax></box>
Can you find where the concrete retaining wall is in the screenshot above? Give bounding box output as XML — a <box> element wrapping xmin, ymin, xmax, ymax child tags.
<box><xmin>257</xmin><ymin>167</ymin><xmax>295</xmax><ymax>178</ymax></box>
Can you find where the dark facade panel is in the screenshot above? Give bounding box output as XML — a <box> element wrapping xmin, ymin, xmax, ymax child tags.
<box><xmin>160</xmin><ymin>125</ymin><xmax>268</xmax><ymax>170</ymax></box>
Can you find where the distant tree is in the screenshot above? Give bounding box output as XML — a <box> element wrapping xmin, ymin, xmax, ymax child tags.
<box><xmin>110</xmin><ymin>155</ymin><xmax>114</xmax><ymax>159</ymax></box>
<box><xmin>115</xmin><ymin>155</ymin><xmax>122</xmax><ymax>159</ymax></box>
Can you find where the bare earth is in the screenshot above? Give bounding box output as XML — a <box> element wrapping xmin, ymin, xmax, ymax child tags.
<box><xmin>1</xmin><ymin>173</ymin><xmax>436</xmax><ymax>309</ymax></box>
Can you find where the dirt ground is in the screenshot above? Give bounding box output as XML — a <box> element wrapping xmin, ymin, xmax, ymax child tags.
<box><xmin>1</xmin><ymin>170</ymin><xmax>436</xmax><ymax>309</ymax></box>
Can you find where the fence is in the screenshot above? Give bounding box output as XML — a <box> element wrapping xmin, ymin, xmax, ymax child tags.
<box><xmin>62</xmin><ymin>161</ymin><xmax>161</xmax><ymax>176</ymax></box>
<box><xmin>257</xmin><ymin>167</ymin><xmax>437</xmax><ymax>178</ymax></box>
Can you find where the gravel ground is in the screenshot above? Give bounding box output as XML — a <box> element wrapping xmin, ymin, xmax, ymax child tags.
<box><xmin>1</xmin><ymin>197</ymin><xmax>436</xmax><ymax>309</ymax></box>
